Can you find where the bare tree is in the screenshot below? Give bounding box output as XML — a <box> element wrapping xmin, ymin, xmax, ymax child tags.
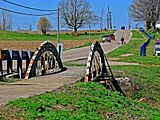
<box><xmin>150</xmin><ymin>0</ymin><xmax>160</xmax><ymax>29</ymax></box>
<box><xmin>1</xmin><ymin>11</ymin><xmax>6</xmax><ymax>30</ymax></box>
<box><xmin>37</xmin><ymin>17</ymin><xmax>52</xmax><ymax>35</ymax></box>
<box><xmin>1</xmin><ymin>10</ymin><xmax>12</xmax><ymax>30</ymax></box>
<box><xmin>6</xmin><ymin>12</ymin><xmax>12</xmax><ymax>30</ymax></box>
<box><xmin>129</xmin><ymin>0</ymin><xmax>160</xmax><ymax>30</ymax></box>
<box><xmin>59</xmin><ymin>0</ymin><xmax>97</xmax><ymax>33</ymax></box>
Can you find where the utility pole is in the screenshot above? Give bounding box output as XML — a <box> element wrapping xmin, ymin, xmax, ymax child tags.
<box><xmin>107</xmin><ymin>6</ymin><xmax>113</xmax><ymax>30</ymax></box>
<box><xmin>100</xmin><ymin>16</ymin><xmax>103</xmax><ymax>31</ymax></box>
<box><xmin>18</xmin><ymin>25</ymin><xmax>20</xmax><ymax>31</ymax></box>
<box><xmin>89</xmin><ymin>23</ymin><xmax>91</xmax><ymax>42</ymax></box>
<box><xmin>101</xmin><ymin>8</ymin><xmax>104</xmax><ymax>31</ymax></box>
<box><xmin>29</xmin><ymin>25</ymin><xmax>32</xmax><ymax>32</ymax></box>
<box><xmin>56</xmin><ymin>7</ymin><xmax>63</xmax><ymax>60</ymax></box>
<box><xmin>57</xmin><ymin>7</ymin><xmax>60</xmax><ymax>43</ymax></box>
<box><xmin>107</xmin><ymin>6</ymin><xmax>110</xmax><ymax>30</ymax></box>
<box><xmin>109</xmin><ymin>11</ymin><xmax>112</xmax><ymax>30</ymax></box>
<box><xmin>128</xmin><ymin>11</ymin><xmax>131</xmax><ymax>30</ymax></box>
<box><xmin>99</xmin><ymin>8</ymin><xmax>104</xmax><ymax>39</ymax></box>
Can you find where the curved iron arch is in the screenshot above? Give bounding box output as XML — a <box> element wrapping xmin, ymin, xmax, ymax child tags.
<box><xmin>25</xmin><ymin>41</ymin><xmax>63</xmax><ymax>79</ymax></box>
<box><xmin>84</xmin><ymin>41</ymin><xmax>125</xmax><ymax>96</ymax></box>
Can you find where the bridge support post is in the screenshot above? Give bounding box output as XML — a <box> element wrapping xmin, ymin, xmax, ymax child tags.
<box><xmin>57</xmin><ymin>43</ymin><xmax>63</xmax><ymax>61</ymax></box>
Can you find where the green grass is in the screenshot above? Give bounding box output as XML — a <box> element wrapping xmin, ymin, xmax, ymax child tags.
<box><xmin>64</xmin><ymin>41</ymin><xmax>93</xmax><ymax>50</ymax></box>
<box><xmin>112</xmin><ymin>65</ymin><xmax>160</xmax><ymax>106</ymax></box>
<box><xmin>131</xmin><ymin>30</ymin><xmax>144</xmax><ymax>38</ymax></box>
<box><xmin>107</xmin><ymin>30</ymin><xmax>160</xmax><ymax>108</ymax></box>
<box><xmin>0</xmin><ymin>31</ymin><xmax>55</xmax><ymax>41</ymax></box>
<box><xmin>63</xmin><ymin>62</ymin><xmax>86</xmax><ymax>67</ymax></box>
<box><xmin>0</xmin><ymin>30</ymin><xmax>114</xmax><ymax>41</ymax></box>
<box><xmin>107</xmin><ymin>30</ymin><xmax>160</xmax><ymax>65</ymax></box>
<box><xmin>0</xmin><ymin>82</ymin><xmax>160</xmax><ymax>120</ymax></box>
<box><xmin>0</xmin><ymin>78</ymin><xmax>19</xmax><ymax>84</ymax></box>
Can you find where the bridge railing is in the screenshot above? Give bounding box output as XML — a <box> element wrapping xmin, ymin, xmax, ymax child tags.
<box><xmin>0</xmin><ymin>41</ymin><xmax>64</xmax><ymax>80</ymax></box>
<box><xmin>0</xmin><ymin>49</ymin><xmax>34</xmax><ymax>79</ymax></box>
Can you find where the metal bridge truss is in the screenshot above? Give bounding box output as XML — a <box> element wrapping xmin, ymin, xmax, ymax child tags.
<box><xmin>0</xmin><ymin>41</ymin><xmax>64</xmax><ymax>79</ymax></box>
<box><xmin>84</xmin><ymin>41</ymin><xmax>125</xmax><ymax>96</ymax></box>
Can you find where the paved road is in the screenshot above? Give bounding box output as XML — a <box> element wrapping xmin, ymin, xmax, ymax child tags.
<box><xmin>63</xmin><ymin>41</ymin><xmax>119</xmax><ymax>62</ymax></box>
<box><xmin>0</xmin><ymin>67</ymin><xmax>84</xmax><ymax>104</ymax></box>
<box><xmin>0</xmin><ymin>41</ymin><xmax>122</xmax><ymax>105</ymax></box>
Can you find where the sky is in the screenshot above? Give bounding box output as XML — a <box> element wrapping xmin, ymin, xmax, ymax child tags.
<box><xmin>0</xmin><ymin>0</ymin><xmax>135</xmax><ymax>31</ymax></box>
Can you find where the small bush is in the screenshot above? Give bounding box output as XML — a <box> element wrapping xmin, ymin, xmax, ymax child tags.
<box><xmin>71</xmin><ymin>32</ymin><xmax>80</xmax><ymax>36</ymax></box>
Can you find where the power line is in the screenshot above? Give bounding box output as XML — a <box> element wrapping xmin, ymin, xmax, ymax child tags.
<box><xmin>1</xmin><ymin>0</ymin><xmax>57</xmax><ymax>12</ymax></box>
<box><xmin>0</xmin><ymin>7</ymin><xmax>57</xmax><ymax>16</ymax></box>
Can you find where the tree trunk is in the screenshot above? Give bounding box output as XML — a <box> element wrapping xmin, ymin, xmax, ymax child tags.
<box><xmin>42</xmin><ymin>29</ymin><xmax>46</xmax><ymax>35</ymax></box>
<box><xmin>146</xmin><ymin>21</ymin><xmax>151</xmax><ymax>30</ymax></box>
<box><xmin>74</xmin><ymin>26</ymin><xmax>77</xmax><ymax>33</ymax></box>
<box><xmin>152</xmin><ymin>22</ymin><xmax>156</xmax><ymax>30</ymax></box>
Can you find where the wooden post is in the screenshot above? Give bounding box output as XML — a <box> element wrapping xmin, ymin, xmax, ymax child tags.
<box><xmin>17</xmin><ymin>50</ymin><xmax>22</xmax><ymax>79</ymax></box>
<box><xmin>0</xmin><ymin>49</ymin><xmax>3</xmax><ymax>76</ymax></box>
<box><xmin>26</xmin><ymin>51</ymin><xmax>31</xmax><ymax>71</ymax></box>
<box><xmin>8</xmin><ymin>49</ymin><xmax>13</xmax><ymax>73</ymax></box>
<box><xmin>7</xmin><ymin>50</ymin><xmax>12</xmax><ymax>74</ymax></box>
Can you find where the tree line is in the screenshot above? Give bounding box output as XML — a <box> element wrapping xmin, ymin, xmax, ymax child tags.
<box><xmin>2</xmin><ymin>0</ymin><xmax>159</xmax><ymax>34</ymax></box>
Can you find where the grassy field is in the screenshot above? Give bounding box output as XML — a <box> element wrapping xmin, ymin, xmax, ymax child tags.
<box><xmin>0</xmin><ymin>82</ymin><xmax>160</xmax><ymax>120</ymax></box>
<box><xmin>112</xmin><ymin>65</ymin><xmax>160</xmax><ymax>108</ymax></box>
<box><xmin>107</xmin><ymin>30</ymin><xmax>160</xmax><ymax>109</ymax></box>
<box><xmin>108</xmin><ymin>30</ymin><xmax>160</xmax><ymax>65</ymax></box>
<box><xmin>0</xmin><ymin>30</ymin><xmax>114</xmax><ymax>41</ymax></box>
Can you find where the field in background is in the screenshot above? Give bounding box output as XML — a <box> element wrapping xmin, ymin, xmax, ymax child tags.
<box><xmin>0</xmin><ymin>30</ymin><xmax>114</xmax><ymax>51</ymax></box>
<box><xmin>0</xmin><ymin>30</ymin><xmax>114</xmax><ymax>41</ymax></box>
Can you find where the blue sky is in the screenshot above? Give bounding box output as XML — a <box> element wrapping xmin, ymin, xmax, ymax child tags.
<box><xmin>0</xmin><ymin>0</ymin><xmax>134</xmax><ymax>31</ymax></box>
